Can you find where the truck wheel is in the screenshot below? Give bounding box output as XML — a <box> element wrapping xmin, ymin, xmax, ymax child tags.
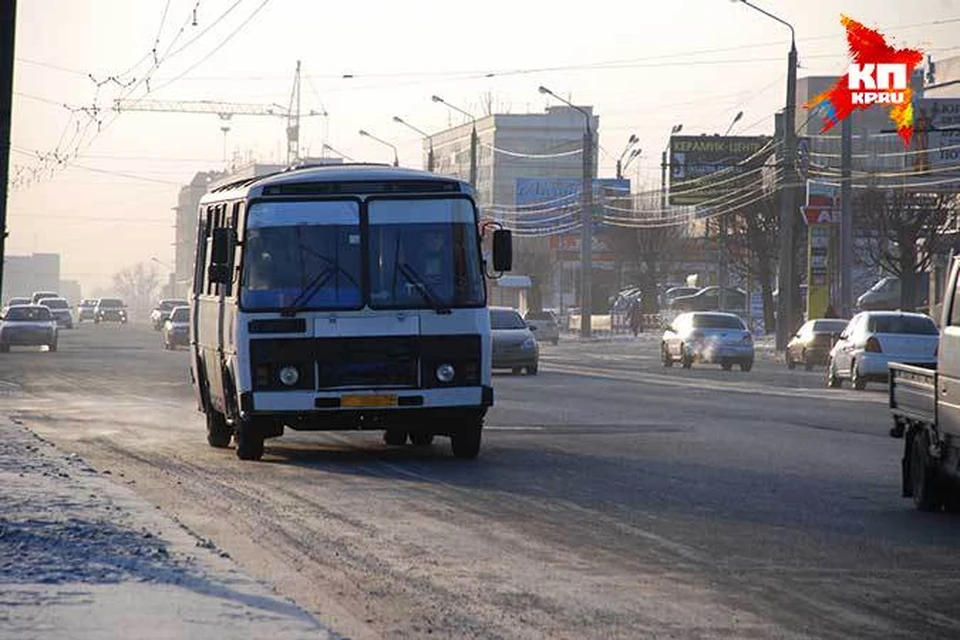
<box><xmin>205</xmin><ymin>408</ymin><xmax>232</xmax><ymax>448</ymax></box>
<box><xmin>527</xmin><ymin>363</ymin><xmax>539</xmax><ymax>375</ymax></box>
<box><xmin>740</xmin><ymin>361</ymin><xmax>753</xmax><ymax>372</ymax></box>
<box><xmin>384</xmin><ymin>430</ymin><xmax>408</xmax><ymax>446</ymax></box>
<box><xmin>722</xmin><ymin>363</ymin><xmax>732</xmax><ymax>371</ymax></box>
<box><xmin>410</xmin><ymin>433</ymin><xmax>434</xmax><ymax>446</ymax></box>
<box><xmin>48</xmin><ymin>341</ymin><xmax>57</xmax><ymax>352</ymax></box>
<box><xmin>910</xmin><ymin>430</ymin><xmax>943</xmax><ymax>512</ymax></box>
<box><xmin>236</xmin><ymin>420</ymin><xmax>265</xmax><ymax>461</ymax></box>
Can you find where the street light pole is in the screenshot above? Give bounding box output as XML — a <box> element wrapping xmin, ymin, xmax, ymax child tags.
<box><xmin>539</xmin><ymin>85</ymin><xmax>594</xmax><ymax>338</ymax></box>
<box><xmin>358</xmin><ymin>129</ymin><xmax>399</xmax><ymax>167</ymax></box>
<box><xmin>660</xmin><ymin>124</ymin><xmax>683</xmax><ymax>217</ymax></box>
<box><xmin>616</xmin><ymin>134</ymin><xmax>639</xmax><ymax>180</ymax></box>
<box><xmin>393</xmin><ymin>115</ymin><xmax>435</xmax><ymax>172</ymax></box>
<box><xmin>431</xmin><ymin>95</ymin><xmax>477</xmax><ymax>188</ymax></box>
<box><xmin>736</xmin><ymin>0</ymin><xmax>798</xmax><ymax>350</ymax></box>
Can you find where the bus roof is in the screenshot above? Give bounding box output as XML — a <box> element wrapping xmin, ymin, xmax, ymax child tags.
<box><xmin>202</xmin><ymin>164</ymin><xmax>471</xmax><ymax>203</ymax></box>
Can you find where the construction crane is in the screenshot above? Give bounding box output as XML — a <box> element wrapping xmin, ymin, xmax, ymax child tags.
<box><xmin>113</xmin><ymin>61</ymin><xmax>324</xmax><ymax>165</ymax></box>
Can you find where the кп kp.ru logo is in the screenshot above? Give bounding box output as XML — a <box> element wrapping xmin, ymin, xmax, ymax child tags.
<box><xmin>804</xmin><ymin>15</ymin><xmax>923</xmax><ymax>147</ymax></box>
<box><xmin>847</xmin><ymin>63</ymin><xmax>908</xmax><ymax>105</ymax></box>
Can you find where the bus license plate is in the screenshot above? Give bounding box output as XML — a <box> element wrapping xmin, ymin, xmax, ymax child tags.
<box><xmin>341</xmin><ymin>394</ymin><xmax>397</xmax><ymax>408</ymax></box>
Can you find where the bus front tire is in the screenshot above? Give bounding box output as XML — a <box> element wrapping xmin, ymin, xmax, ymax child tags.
<box><xmin>451</xmin><ymin>423</ymin><xmax>483</xmax><ymax>459</ymax></box>
<box><xmin>236</xmin><ymin>421</ymin><xmax>265</xmax><ymax>461</ymax></box>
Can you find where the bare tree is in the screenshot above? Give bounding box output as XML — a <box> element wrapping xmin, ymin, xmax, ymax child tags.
<box><xmin>721</xmin><ymin>190</ymin><xmax>780</xmax><ymax>330</ymax></box>
<box><xmin>854</xmin><ymin>186</ymin><xmax>958</xmax><ymax>311</ymax></box>
<box><xmin>606</xmin><ymin>224</ymin><xmax>683</xmax><ymax>313</ymax></box>
<box><xmin>111</xmin><ymin>262</ymin><xmax>161</xmax><ymax>320</ymax></box>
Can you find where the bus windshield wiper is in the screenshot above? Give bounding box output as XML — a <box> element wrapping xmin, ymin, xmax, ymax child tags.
<box><xmin>397</xmin><ymin>261</ymin><xmax>450</xmax><ymax>314</ymax></box>
<box><xmin>280</xmin><ymin>266</ymin><xmax>335</xmax><ymax>317</ymax></box>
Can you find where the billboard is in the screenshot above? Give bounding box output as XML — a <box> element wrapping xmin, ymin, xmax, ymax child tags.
<box><xmin>513</xmin><ymin>177</ymin><xmax>630</xmax><ymax>227</ymax></box>
<box><xmin>908</xmin><ymin>98</ymin><xmax>960</xmax><ymax>183</ymax></box>
<box><xmin>668</xmin><ymin>135</ymin><xmax>771</xmax><ymax>205</ymax></box>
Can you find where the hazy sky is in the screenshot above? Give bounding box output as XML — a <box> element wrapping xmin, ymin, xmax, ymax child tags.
<box><xmin>8</xmin><ymin>0</ymin><xmax>960</xmax><ymax>293</ymax></box>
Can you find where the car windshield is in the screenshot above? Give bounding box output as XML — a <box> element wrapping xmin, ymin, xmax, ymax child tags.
<box><xmin>813</xmin><ymin>320</ymin><xmax>849</xmax><ymax>333</ymax></box>
<box><xmin>367</xmin><ymin>198</ymin><xmax>484</xmax><ymax>310</ymax></box>
<box><xmin>240</xmin><ymin>200</ymin><xmax>362</xmax><ymax>311</ymax></box>
<box><xmin>99</xmin><ymin>299</ymin><xmax>124</xmax><ymax>308</ymax></box>
<box><xmin>692</xmin><ymin>314</ymin><xmax>745</xmax><ymax>329</ymax></box>
<box><xmin>170</xmin><ymin>307</ymin><xmax>189</xmax><ymax>322</ymax></box>
<box><xmin>491</xmin><ymin>309</ymin><xmax>526</xmax><ymax>329</ymax></box>
<box><xmin>869</xmin><ymin>315</ymin><xmax>938</xmax><ymax>335</ymax></box>
<box><xmin>40</xmin><ymin>299</ymin><xmax>68</xmax><ymax>309</ymax></box>
<box><xmin>5</xmin><ymin>306</ymin><xmax>51</xmax><ymax>321</ymax></box>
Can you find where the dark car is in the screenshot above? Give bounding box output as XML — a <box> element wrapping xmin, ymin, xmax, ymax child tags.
<box><xmin>0</xmin><ymin>304</ymin><xmax>58</xmax><ymax>352</ymax></box>
<box><xmin>151</xmin><ymin>298</ymin><xmax>188</xmax><ymax>330</ymax></box>
<box><xmin>669</xmin><ymin>286</ymin><xmax>747</xmax><ymax>312</ymax></box>
<box><xmin>491</xmin><ymin>307</ymin><xmax>539</xmax><ymax>375</ymax></box>
<box><xmin>94</xmin><ymin>298</ymin><xmax>128</xmax><ymax>324</ymax></box>
<box><xmin>786</xmin><ymin>318</ymin><xmax>850</xmax><ymax>370</ymax></box>
<box><xmin>162</xmin><ymin>306</ymin><xmax>190</xmax><ymax>350</ymax></box>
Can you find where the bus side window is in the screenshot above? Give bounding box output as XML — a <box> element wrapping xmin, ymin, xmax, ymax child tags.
<box><xmin>194</xmin><ymin>210</ymin><xmax>211</xmax><ymax>296</ymax></box>
<box><xmin>223</xmin><ymin>201</ymin><xmax>241</xmax><ymax>298</ymax></box>
<box><xmin>949</xmin><ymin>271</ymin><xmax>960</xmax><ymax>327</ymax></box>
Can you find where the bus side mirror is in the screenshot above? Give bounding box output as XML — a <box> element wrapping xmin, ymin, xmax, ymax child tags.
<box><xmin>209</xmin><ymin>228</ymin><xmax>236</xmax><ymax>284</ymax></box>
<box><xmin>492</xmin><ymin>229</ymin><xmax>512</xmax><ymax>272</ymax></box>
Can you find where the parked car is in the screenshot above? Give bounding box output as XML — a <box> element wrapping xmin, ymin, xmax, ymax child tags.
<box><xmin>163</xmin><ymin>306</ymin><xmax>190</xmax><ymax>350</ymax></box>
<box><xmin>661</xmin><ymin>311</ymin><xmax>754</xmax><ymax>371</ymax></box>
<box><xmin>786</xmin><ymin>318</ymin><xmax>850</xmax><ymax>370</ymax></box>
<box><xmin>856</xmin><ymin>275</ymin><xmax>930</xmax><ymax>311</ymax></box>
<box><xmin>94</xmin><ymin>298</ymin><xmax>128</xmax><ymax>324</ymax></box>
<box><xmin>490</xmin><ymin>306</ymin><xmax>539</xmax><ymax>375</ymax></box>
<box><xmin>0</xmin><ymin>304</ymin><xmax>58</xmax><ymax>352</ymax></box>
<box><xmin>524</xmin><ymin>309</ymin><xmax>560</xmax><ymax>345</ymax></box>
<box><xmin>77</xmin><ymin>299</ymin><xmax>98</xmax><ymax>322</ymax></box>
<box><xmin>660</xmin><ymin>286</ymin><xmax>700</xmax><ymax>308</ymax></box>
<box><xmin>668</xmin><ymin>286</ymin><xmax>747</xmax><ymax>312</ymax></box>
<box><xmin>151</xmin><ymin>298</ymin><xmax>188</xmax><ymax>331</ymax></box>
<box><xmin>31</xmin><ymin>291</ymin><xmax>58</xmax><ymax>304</ymax></box>
<box><xmin>37</xmin><ymin>297</ymin><xmax>73</xmax><ymax>329</ymax></box>
<box><xmin>826</xmin><ymin>311</ymin><xmax>938</xmax><ymax>390</ymax></box>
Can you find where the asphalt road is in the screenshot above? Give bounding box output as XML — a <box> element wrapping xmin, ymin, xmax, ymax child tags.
<box><xmin>4</xmin><ymin>324</ymin><xmax>960</xmax><ymax>639</ymax></box>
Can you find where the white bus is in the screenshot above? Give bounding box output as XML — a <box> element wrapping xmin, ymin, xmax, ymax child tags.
<box><xmin>189</xmin><ymin>165</ymin><xmax>512</xmax><ymax>461</ymax></box>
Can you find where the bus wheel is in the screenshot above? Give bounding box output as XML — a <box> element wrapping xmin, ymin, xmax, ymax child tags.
<box><xmin>206</xmin><ymin>409</ymin><xmax>232</xmax><ymax>448</ymax></box>
<box><xmin>236</xmin><ymin>420</ymin><xmax>265</xmax><ymax>461</ymax></box>
<box><xmin>451</xmin><ymin>416</ymin><xmax>483</xmax><ymax>459</ymax></box>
<box><xmin>384</xmin><ymin>430</ymin><xmax>408</xmax><ymax>446</ymax></box>
<box><xmin>410</xmin><ymin>433</ymin><xmax>434</xmax><ymax>446</ymax></box>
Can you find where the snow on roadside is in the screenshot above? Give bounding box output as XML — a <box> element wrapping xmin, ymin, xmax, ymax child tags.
<box><xmin>0</xmin><ymin>408</ymin><xmax>338</xmax><ymax>640</ymax></box>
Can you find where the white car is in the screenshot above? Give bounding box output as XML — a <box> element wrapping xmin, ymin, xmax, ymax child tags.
<box><xmin>162</xmin><ymin>306</ymin><xmax>190</xmax><ymax>350</ymax></box>
<box><xmin>524</xmin><ymin>309</ymin><xmax>560</xmax><ymax>345</ymax></box>
<box><xmin>0</xmin><ymin>304</ymin><xmax>58</xmax><ymax>352</ymax></box>
<box><xmin>661</xmin><ymin>311</ymin><xmax>754</xmax><ymax>371</ymax></box>
<box><xmin>38</xmin><ymin>296</ymin><xmax>74</xmax><ymax>329</ymax></box>
<box><xmin>826</xmin><ymin>310</ymin><xmax>938</xmax><ymax>390</ymax></box>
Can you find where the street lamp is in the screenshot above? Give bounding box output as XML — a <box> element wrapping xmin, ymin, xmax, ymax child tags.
<box><xmin>431</xmin><ymin>95</ymin><xmax>477</xmax><ymax>187</ymax></box>
<box><xmin>322</xmin><ymin>143</ymin><xmax>355</xmax><ymax>163</ymax></box>
<box><xmin>358</xmin><ymin>129</ymin><xmax>399</xmax><ymax>167</ymax></box>
<box><xmin>150</xmin><ymin>256</ymin><xmax>174</xmax><ymax>271</ymax></box>
<box><xmin>661</xmin><ymin>123</ymin><xmax>683</xmax><ymax>215</ymax></box>
<box><xmin>735</xmin><ymin>0</ymin><xmax>798</xmax><ymax>350</ymax></box>
<box><xmin>616</xmin><ymin>134</ymin><xmax>639</xmax><ymax>180</ymax></box>
<box><xmin>725</xmin><ymin>110</ymin><xmax>744</xmax><ymax>136</ymax></box>
<box><xmin>622</xmin><ymin>147</ymin><xmax>642</xmax><ymax>177</ymax></box>
<box><xmin>393</xmin><ymin>115</ymin><xmax>435</xmax><ymax>172</ymax></box>
<box><xmin>539</xmin><ymin>84</ymin><xmax>595</xmax><ymax>339</ymax></box>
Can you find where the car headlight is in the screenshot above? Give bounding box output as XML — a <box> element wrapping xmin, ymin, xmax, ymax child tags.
<box><xmin>278</xmin><ymin>365</ymin><xmax>300</xmax><ymax>386</ymax></box>
<box><xmin>436</xmin><ymin>363</ymin><xmax>456</xmax><ymax>383</ymax></box>
<box><xmin>522</xmin><ymin>337</ymin><xmax>536</xmax><ymax>350</ymax></box>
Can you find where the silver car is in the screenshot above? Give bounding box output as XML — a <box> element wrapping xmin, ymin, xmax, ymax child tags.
<box><xmin>38</xmin><ymin>296</ymin><xmax>73</xmax><ymax>329</ymax></box>
<box><xmin>826</xmin><ymin>310</ymin><xmax>938</xmax><ymax>390</ymax></box>
<box><xmin>163</xmin><ymin>306</ymin><xmax>190</xmax><ymax>350</ymax></box>
<box><xmin>0</xmin><ymin>304</ymin><xmax>58</xmax><ymax>352</ymax></box>
<box><xmin>661</xmin><ymin>311</ymin><xmax>754</xmax><ymax>371</ymax></box>
<box><xmin>524</xmin><ymin>309</ymin><xmax>560</xmax><ymax>345</ymax></box>
<box><xmin>491</xmin><ymin>307</ymin><xmax>539</xmax><ymax>375</ymax></box>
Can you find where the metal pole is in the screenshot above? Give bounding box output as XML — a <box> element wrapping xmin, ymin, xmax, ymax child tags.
<box><xmin>581</xmin><ymin>126</ymin><xmax>594</xmax><ymax>338</ymax></box>
<box><xmin>616</xmin><ymin>159</ymin><xmax>622</xmax><ymax>181</ymax></box>
<box><xmin>719</xmin><ymin>215</ymin><xmax>728</xmax><ymax>310</ymax></box>
<box><xmin>0</xmin><ymin>0</ymin><xmax>16</xmax><ymax>301</ymax></box>
<box><xmin>776</xmin><ymin>41</ymin><xmax>799</xmax><ymax>350</ymax></box>
<box><xmin>660</xmin><ymin>150</ymin><xmax>667</xmax><ymax>217</ymax></box>
<box><xmin>840</xmin><ymin>116</ymin><xmax>853</xmax><ymax>319</ymax></box>
<box><xmin>468</xmin><ymin>126</ymin><xmax>478</xmax><ymax>188</ymax></box>
<box><xmin>427</xmin><ymin>142</ymin><xmax>435</xmax><ymax>173</ymax></box>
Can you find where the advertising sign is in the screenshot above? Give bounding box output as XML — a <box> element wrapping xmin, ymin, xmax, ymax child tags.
<box><xmin>668</xmin><ymin>135</ymin><xmax>770</xmax><ymax>205</ymax></box>
<box><xmin>908</xmin><ymin>99</ymin><xmax>960</xmax><ymax>182</ymax></box>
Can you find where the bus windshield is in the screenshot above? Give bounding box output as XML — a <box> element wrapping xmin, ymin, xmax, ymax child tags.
<box><xmin>367</xmin><ymin>198</ymin><xmax>484</xmax><ymax>309</ymax></box>
<box><xmin>241</xmin><ymin>200</ymin><xmax>363</xmax><ymax>311</ymax></box>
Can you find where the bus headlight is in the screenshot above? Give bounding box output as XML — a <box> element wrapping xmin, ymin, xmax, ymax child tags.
<box><xmin>278</xmin><ymin>365</ymin><xmax>300</xmax><ymax>386</ymax></box>
<box><xmin>436</xmin><ymin>364</ymin><xmax>456</xmax><ymax>383</ymax></box>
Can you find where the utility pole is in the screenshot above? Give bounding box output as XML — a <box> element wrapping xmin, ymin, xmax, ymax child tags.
<box><xmin>660</xmin><ymin>150</ymin><xmax>668</xmax><ymax>215</ymax></box>
<box><xmin>840</xmin><ymin>116</ymin><xmax>853</xmax><ymax>319</ymax></box>
<box><xmin>782</xmin><ymin>39</ymin><xmax>799</xmax><ymax>345</ymax></box>
<box><xmin>719</xmin><ymin>214</ymin><xmax>728</xmax><ymax>310</ymax></box>
<box><xmin>286</xmin><ymin>60</ymin><xmax>302</xmax><ymax>165</ymax></box>
<box><xmin>0</xmin><ymin>0</ymin><xmax>17</xmax><ymax>300</ymax></box>
<box><xmin>581</xmin><ymin>125</ymin><xmax>594</xmax><ymax>338</ymax></box>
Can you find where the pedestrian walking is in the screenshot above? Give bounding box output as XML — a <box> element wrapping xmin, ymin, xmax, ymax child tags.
<box><xmin>627</xmin><ymin>299</ymin><xmax>642</xmax><ymax>337</ymax></box>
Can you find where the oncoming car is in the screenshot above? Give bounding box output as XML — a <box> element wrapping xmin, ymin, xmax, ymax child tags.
<box><xmin>491</xmin><ymin>307</ymin><xmax>539</xmax><ymax>375</ymax></box>
<box><xmin>661</xmin><ymin>311</ymin><xmax>754</xmax><ymax>371</ymax></box>
<box><xmin>77</xmin><ymin>299</ymin><xmax>98</xmax><ymax>322</ymax></box>
<box><xmin>94</xmin><ymin>298</ymin><xmax>128</xmax><ymax>324</ymax></box>
<box><xmin>163</xmin><ymin>306</ymin><xmax>190</xmax><ymax>350</ymax></box>
<box><xmin>0</xmin><ymin>305</ymin><xmax>58</xmax><ymax>352</ymax></box>
<box><xmin>38</xmin><ymin>296</ymin><xmax>74</xmax><ymax>329</ymax></box>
